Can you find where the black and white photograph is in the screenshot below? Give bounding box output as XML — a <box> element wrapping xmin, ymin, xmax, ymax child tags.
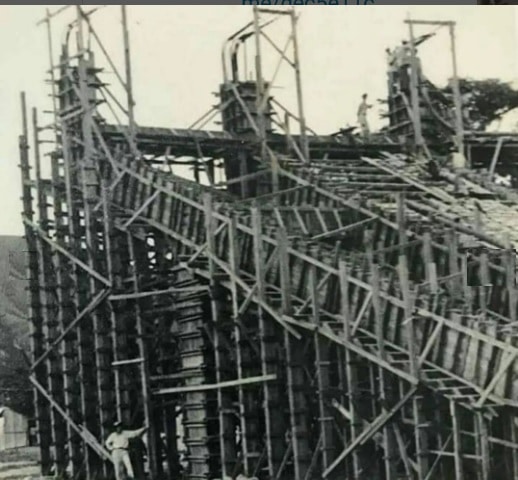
<box><xmin>1</xmin><ymin>4</ymin><xmax>518</xmax><ymax>480</ymax></box>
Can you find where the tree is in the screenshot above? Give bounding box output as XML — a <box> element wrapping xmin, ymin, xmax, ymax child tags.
<box><xmin>0</xmin><ymin>324</ymin><xmax>33</xmax><ymax>417</ymax></box>
<box><xmin>442</xmin><ymin>78</ymin><xmax>518</xmax><ymax>131</ymax></box>
<box><xmin>0</xmin><ymin>238</ymin><xmax>33</xmax><ymax>418</ymax></box>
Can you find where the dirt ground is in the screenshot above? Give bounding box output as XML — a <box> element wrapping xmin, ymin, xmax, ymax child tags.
<box><xmin>0</xmin><ymin>446</ymin><xmax>41</xmax><ymax>480</ymax></box>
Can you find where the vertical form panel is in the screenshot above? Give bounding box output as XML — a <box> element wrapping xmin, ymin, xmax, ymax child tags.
<box><xmin>251</xmin><ymin>206</ymin><xmax>284</xmax><ymax>476</ymax></box>
<box><xmin>32</xmin><ymin>107</ymin><xmax>68</xmax><ymax>475</ymax></box>
<box><xmin>127</xmin><ymin>233</ymin><xmax>158</xmax><ymax>477</ymax></box>
<box><xmin>204</xmin><ymin>193</ymin><xmax>237</xmax><ymax>477</ymax></box>
<box><xmin>19</xmin><ymin>93</ymin><xmax>53</xmax><ymax>475</ymax></box>
<box><xmin>279</xmin><ymin>229</ymin><xmax>311</xmax><ymax>480</ymax></box>
<box><xmin>338</xmin><ymin>261</ymin><xmax>362</xmax><ymax>479</ymax></box>
<box><xmin>309</xmin><ymin>264</ymin><xmax>334</xmax><ymax>474</ymax></box>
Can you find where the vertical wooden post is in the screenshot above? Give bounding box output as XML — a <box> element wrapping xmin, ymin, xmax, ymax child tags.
<box><xmin>449</xmin><ymin>22</ymin><xmax>464</xmax><ymax>155</ymax></box>
<box><xmin>510</xmin><ymin>415</ymin><xmax>518</xmax><ymax>478</ymax></box>
<box><xmin>423</xmin><ymin>230</ymin><xmax>437</xmax><ymax>294</ymax></box>
<box><xmin>372</xmin><ymin>264</ymin><xmax>397</xmax><ymax>480</ymax></box>
<box><xmin>58</xmin><ymin>52</ymin><xmax>99</xmax><ymax>474</ymax></box>
<box><xmin>477</xmin><ymin>413</ymin><xmax>490</xmax><ymax>480</ymax></box>
<box><xmin>33</xmin><ymin>106</ymin><xmax>69</xmax><ymax>476</ymax></box>
<box><xmin>229</xmin><ymin>215</ymin><xmax>251</xmax><ymax>474</ymax></box>
<box><xmin>309</xmin><ymin>264</ymin><xmax>333</xmax><ymax>472</ymax></box>
<box><xmin>121</xmin><ymin>5</ymin><xmax>136</xmax><ymax>148</ymax></box>
<box><xmin>407</xmin><ymin>20</ymin><xmax>424</xmax><ymax>154</ymax></box>
<box><xmin>251</xmin><ymin>206</ymin><xmax>282</xmax><ymax>476</ymax></box>
<box><xmin>127</xmin><ymin>234</ymin><xmax>158</xmax><ymax>478</ymax></box>
<box><xmin>450</xmin><ymin>400</ymin><xmax>464</xmax><ymax>480</ymax></box>
<box><xmin>291</xmin><ymin>9</ymin><xmax>309</xmax><ymax>162</ymax></box>
<box><xmin>448</xmin><ymin>229</ymin><xmax>460</xmax><ymax>298</ymax></box>
<box><xmin>77</xmin><ymin>10</ymin><xmax>115</xmax><ymax>477</ymax></box>
<box><xmin>279</xmin><ymin>229</ymin><xmax>310</xmax><ymax>479</ymax></box>
<box><xmin>238</xmin><ymin>150</ymin><xmax>249</xmax><ymax>199</ymax></box>
<box><xmin>506</xmin><ymin>248</ymin><xmax>517</xmax><ymax>322</ymax></box>
<box><xmin>204</xmin><ymin>193</ymin><xmax>236</xmax><ymax>477</ymax></box>
<box><xmin>339</xmin><ymin>261</ymin><xmax>361</xmax><ymax>479</ymax></box>
<box><xmin>397</xmin><ymin>199</ymin><xmax>429</xmax><ymax>479</ymax></box>
<box><xmin>102</xmin><ymin>185</ymin><xmax>124</xmax><ymax>425</ymax></box>
<box><xmin>19</xmin><ymin>93</ymin><xmax>53</xmax><ymax>476</ymax></box>
<box><xmin>461</xmin><ymin>253</ymin><xmax>472</xmax><ymax>313</ymax></box>
<box><xmin>479</xmin><ymin>249</ymin><xmax>490</xmax><ymax>317</ymax></box>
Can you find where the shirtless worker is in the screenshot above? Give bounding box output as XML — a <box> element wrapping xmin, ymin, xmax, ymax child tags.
<box><xmin>357</xmin><ymin>93</ymin><xmax>372</xmax><ymax>139</ymax></box>
<box><xmin>106</xmin><ymin>421</ymin><xmax>148</xmax><ymax>480</ymax></box>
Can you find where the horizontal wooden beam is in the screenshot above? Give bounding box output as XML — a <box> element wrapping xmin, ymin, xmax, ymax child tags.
<box><xmin>311</xmin><ymin>217</ymin><xmax>377</xmax><ymax>241</ymax></box>
<box><xmin>109</xmin><ymin>285</ymin><xmax>209</xmax><ymax>301</ymax></box>
<box><xmin>153</xmin><ymin>374</ymin><xmax>277</xmax><ymax>395</ymax></box>
<box><xmin>112</xmin><ymin>358</ymin><xmax>143</xmax><ymax>367</ymax></box>
<box><xmin>404</xmin><ymin>19</ymin><xmax>454</xmax><ymax>26</ymax></box>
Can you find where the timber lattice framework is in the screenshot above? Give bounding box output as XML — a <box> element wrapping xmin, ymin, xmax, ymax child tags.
<box><xmin>19</xmin><ymin>5</ymin><xmax>518</xmax><ymax>480</ymax></box>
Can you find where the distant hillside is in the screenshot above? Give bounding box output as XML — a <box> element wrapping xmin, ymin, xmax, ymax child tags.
<box><xmin>0</xmin><ymin>236</ymin><xmax>31</xmax><ymax>415</ymax></box>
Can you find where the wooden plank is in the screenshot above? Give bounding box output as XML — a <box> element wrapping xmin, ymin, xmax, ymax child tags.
<box><xmin>311</xmin><ymin>217</ymin><xmax>377</xmax><ymax>241</ymax></box>
<box><xmin>108</xmin><ymin>286</ymin><xmax>209</xmax><ymax>301</ymax></box>
<box><xmin>154</xmin><ymin>374</ymin><xmax>277</xmax><ymax>395</ymax></box>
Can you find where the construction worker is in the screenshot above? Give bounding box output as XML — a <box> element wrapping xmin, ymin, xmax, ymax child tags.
<box><xmin>394</xmin><ymin>41</ymin><xmax>411</xmax><ymax>92</ymax></box>
<box><xmin>386</xmin><ymin>48</ymin><xmax>399</xmax><ymax>94</ymax></box>
<box><xmin>394</xmin><ymin>40</ymin><xmax>422</xmax><ymax>92</ymax></box>
<box><xmin>386</xmin><ymin>48</ymin><xmax>397</xmax><ymax>70</ymax></box>
<box><xmin>392</xmin><ymin>41</ymin><xmax>407</xmax><ymax>69</ymax></box>
<box><xmin>357</xmin><ymin>93</ymin><xmax>372</xmax><ymax>139</ymax></box>
<box><xmin>106</xmin><ymin>421</ymin><xmax>148</xmax><ymax>480</ymax></box>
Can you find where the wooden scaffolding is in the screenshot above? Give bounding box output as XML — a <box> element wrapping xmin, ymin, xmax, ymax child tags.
<box><xmin>19</xmin><ymin>6</ymin><xmax>518</xmax><ymax>480</ymax></box>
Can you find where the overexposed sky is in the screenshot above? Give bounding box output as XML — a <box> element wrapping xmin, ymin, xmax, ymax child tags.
<box><xmin>0</xmin><ymin>5</ymin><xmax>517</xmax><ymax>235</ymax></box>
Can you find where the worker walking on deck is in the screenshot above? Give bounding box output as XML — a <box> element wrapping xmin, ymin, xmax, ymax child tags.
<box><xmin>106</xmin><ymin>421</ymin><xmax>148</xmax><ymax>480</ymax></box>
<box><xmin>357</xmin><ymin>93</ymin><xmax>372</xmax><ymax>139</ymax></box>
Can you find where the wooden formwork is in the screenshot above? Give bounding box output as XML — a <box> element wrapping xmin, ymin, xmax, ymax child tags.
<box><xmin>20</xmin><ymin>123</ymin><xmax>518</xmax><ymax>479</ymax></box>
<box><xmin>18</xmin><ymin>7</ymin><xmax>518</xmax><ymax>480</ymax></box>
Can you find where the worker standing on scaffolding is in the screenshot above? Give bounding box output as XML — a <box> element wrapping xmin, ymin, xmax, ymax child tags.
<box><xmin>357</xmin><ymin>93</ymin><xmax>372</xmax><ymax>139</ymax></box>
<box><xmin>394</xmin><ymin>40</ymin><xmax>423</xmax><ymax>93</ymax></box>
<box><xmin>394</xmin><ymin>41</ymin><xmax>411</xmax><ymax>91</ymax></box>
<box><xmin>386</xmin><ymin>48</ymin><xmax>399</xmax><ymax>94</ymax></box>
<box><xmin>106</xmin><ymin>421</ymin><xmax>148</xmax><ymax>480</ymax></box>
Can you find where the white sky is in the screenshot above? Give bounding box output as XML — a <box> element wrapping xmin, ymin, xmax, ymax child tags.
<box><xmin>0</xmin><ymin>5</ymin><xmax>517</xmax><ymax>235</ymax></box>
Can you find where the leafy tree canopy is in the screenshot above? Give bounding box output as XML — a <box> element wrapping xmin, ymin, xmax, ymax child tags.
<box><xmin>441</xmin><ymin>78</ymin><xmax>518</xmax><ymax>131</ymax></box>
